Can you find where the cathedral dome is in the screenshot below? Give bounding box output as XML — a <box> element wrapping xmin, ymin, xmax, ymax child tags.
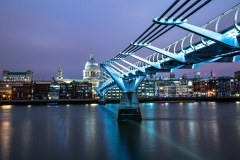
<box><xmin>85</xmin><ymin>59</ymin><xmax>98</xmax><ymax>68</ymax></box>
<box><xmin>83</xmin><ymin>50</ymin><xmax>100</xmax><ymax>81</ymax></box>
<box><xmin>84</xmin><ymin>51</ymin><xmax>98</xmax><ymax>69</ymax></box>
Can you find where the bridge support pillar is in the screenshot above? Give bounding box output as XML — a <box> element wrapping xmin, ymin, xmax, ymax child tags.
<box><xmin>99</xmin><ymin>95</ymin><xmax>106</xmax><ymax>105</ymax></box>
<box><xmin>118</xmin><ymin>92</ymin><xmax>142</xmax><ymax>121</ymax></box>
<box><xmin>101</xmin><ymin>64</ymin><xmax>145</xmax><ymax>121</ymax></box>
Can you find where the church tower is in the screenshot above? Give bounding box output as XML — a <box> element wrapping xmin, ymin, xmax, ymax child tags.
<box><xmin>210</xmin><ymin>69</ymin><xmax>214</xmax><ymax>79</ymax></box>
<box><xmin>56</xmin><ymin>65</ymin><xmax>63</xmax><ymax>81</ymax></box>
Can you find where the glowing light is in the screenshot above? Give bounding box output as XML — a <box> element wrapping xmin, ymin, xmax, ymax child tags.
<box><xmin>1</xmin><ymin>105</ymin><xmax>12</xmax><ymax>109</ymax></box>
<box><xmin>90</xmin><ymin>104</ymin><xmax>98</xmax><ymax>107</ymax></box>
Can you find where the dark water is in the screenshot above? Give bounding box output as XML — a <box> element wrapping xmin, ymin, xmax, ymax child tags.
<box><xmin>1</xmin><ymin>102</ymin><xmax>240</xmax><ymax>160</ymax></box>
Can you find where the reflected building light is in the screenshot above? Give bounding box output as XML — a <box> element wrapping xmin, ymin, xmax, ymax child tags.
<box><xmin>20</xmin><ymin>120</ymin><xmax>32</xmax><ymax>159</ymax></box>
<box><xmin>177</xmin><ymin>121</ymin><xmax>185</xmax><ymax>138</ymax></box>
<box><xmin>145</xmin><ymin>121</ymin><xmax>156</xmax><ymax>147</ymax></box>
<box><xmin>57</xmin><ymin>119</ymin><xmax>68</xmax><ymax>149</ymax></box>
<box><xmin>146</xmin><ymin>103</ymin><xmax>154</xmax><ymax>110</ymax></box>
<box><xmin>163</xmin><ymin>121</ymin><xmax>170</xmax><ymax>136</ymax></box>
<box><xmin>1</xmin><ymin>121</ymin><xmax>11</xmax><ymax>160</ymax></box>
<box><xmin>188</xmin><ymin>121</ymin><xmax>196</xmax><ymax>141</ymax></box>
<box><xmin>179</xmin><ymin>103</ymin><xmax>183</xmax><ymax>110</ymax></box>
<box><xmin>210</xmin><ymin>120</ymin><xmax>220</xmax><ymax>149</ymax></box>
<box><xmin>90</xmin><ymin>104</ymin><xmax>98</xmax><ymax>107</ymax></box>
<box><xmin>187</xmin><ymin>103</ymin><xmax>194</xmax><ymax>109</ymax></box>
<box><xmin>141</xmin><ymin>119</ymin><xmax>203</xmax><ymax>159</ymax></box>
<box><xmin>209</xmin><ymin>102</ymin><xmax>216</xmax><ymax>109</ymax></box>
<box><xmin>210</xmin><ymin>102</ymin><xmax>216</xmax><ymax>106</ymax></box>
<box><xmin>1</xmin><ymin>105</ymin><xmax>12</xmax><ymax>109</ymax></box>
<box><xmin>84</xmin><ymin>117</ymin><xmax>97</xmax><ymax>151</ymax></box>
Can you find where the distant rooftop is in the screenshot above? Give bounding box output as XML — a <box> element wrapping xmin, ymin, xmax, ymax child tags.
<box><xmin>7</xmin><ymin>72</ymin><xmax>27</xmax><ymax>75</ymax></box>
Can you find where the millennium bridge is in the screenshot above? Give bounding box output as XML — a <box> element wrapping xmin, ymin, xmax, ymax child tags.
<box><xmin>96</xmin><ymin>0</ymin><xmax>240</xmax><ymax>120</ymax></box>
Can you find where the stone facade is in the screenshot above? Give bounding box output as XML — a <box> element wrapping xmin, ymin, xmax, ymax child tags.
<box><xmin>2</xmin><ymin>70</ymin><xmax>33</xmax><ymax>82</ymax></box>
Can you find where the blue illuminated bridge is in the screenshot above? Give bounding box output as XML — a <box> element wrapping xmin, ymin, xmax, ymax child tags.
<box><xmin>96</xmin><ymin>0</ymin><xmax>240</xmax><ymax>121</ymax></box>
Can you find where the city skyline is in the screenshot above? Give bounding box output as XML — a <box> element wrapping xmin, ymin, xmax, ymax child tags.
<box><xmin>1</xmin><ymin>0</ymin><xmax>240</xmax><ymax>80</ymax></box>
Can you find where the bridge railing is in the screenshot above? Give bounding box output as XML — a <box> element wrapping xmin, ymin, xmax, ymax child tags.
<box><xmin>165</xmin><ymin>3</ymin><xmax>240</xmax><ymax>56</ymax></box>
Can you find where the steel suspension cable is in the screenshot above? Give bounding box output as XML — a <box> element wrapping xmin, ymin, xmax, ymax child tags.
<box><xmin>127</xmin><ymin>46</ymin><xmax>140</xmax><ymax>53</ymax></box>
<box><xmin>158</xmin><ymin>0</ymin><xmax>181</xmax><ymax>20</ymax></box>
<box><xmin>144</xmin><ymin>0</ymin><xmax>205</xmax><ymax>44</ymax></box>
<box><xmin>132</xmin><ymin>23</ymin><xmax>156</xmax><ymax>44</ymax></box>
<box><xmin>166</xmin><ymin>0</ymin><xmax>191</xmax><ymax>21</ymax></box>
<box><xmin>138</xmin><ymin>25</ymin><xmax>162</xmax><ymax>43</ymax></box>
<box><xmin>132</xmin><ymin>0</ymin><xmax>181</xmax><ymax>44</ymax></box>
<box><xmin>142</xmin><ymin>0</ymin><xmax>197</xmax><ymax>44</ymax></box>
<box><xmin>142</xmin><ymin>25</ymin><xmax>169</xmax><ymax>43</ymax></box>
<box><xmin>149</xmin><ymin>26</ymin><xmax>175</xmax><ymax>43</ymax></box>
<box><xmin>122</xmin><ymin>45</ymin><xmax>132</xmax><ymax>53</ymax></box>
<box><xmin>174</xmin><ymin>0</ymin><xmax>201</xmax><ymax>20</ymax></box>
<box><xmin>182</xmin><ymin>0</ymin><xmax>212</xmax><ymax>20</ymax></box>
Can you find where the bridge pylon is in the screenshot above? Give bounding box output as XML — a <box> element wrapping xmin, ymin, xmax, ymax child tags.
<box><xmin>101</xmin><ymin>64</ymin><xmax>145</xmax><ymax>121</ymax></box>
<box><xmin>99</xmin><ymin>94</ymin><xmax>106</xmax><ymax>105</ymax></box>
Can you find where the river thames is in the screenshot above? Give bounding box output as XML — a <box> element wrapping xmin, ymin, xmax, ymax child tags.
<box><xmin>1</xmin><ymin>102</ymin><xmax>240</xmax><ymax>160</ymax></box>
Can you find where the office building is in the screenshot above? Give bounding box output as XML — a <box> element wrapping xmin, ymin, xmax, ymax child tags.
<box><xmin>2</xmin><ymin>70</ymin><xmax>33</xmax><ymax>82</ymax></box>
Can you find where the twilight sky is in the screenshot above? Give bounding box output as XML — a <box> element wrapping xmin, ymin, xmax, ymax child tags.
<box><xmin>0</xmin><ymin>0</ymin><xmax>240</xmax><ymax>80</ymax></box>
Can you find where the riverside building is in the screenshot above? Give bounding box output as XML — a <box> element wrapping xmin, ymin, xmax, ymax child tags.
<box><xmin>235</xmin><ymin>70</ymin><xmax>240</xmax><ymax>78</ymax></box>
<box><xmin>0</xmin><ymin>81</ymin><xmax>25</xmax><ymax>100</ymax></box>
<box><xmin>2</xmin><ymin>70</ymin><xmax>33</xmax><ymax>82</ymax></box>
<box><xmin>216</xmin><ymin>76</ymin><xmax>240</xmax><ymax>97</ymax></box>
<box><xmin>155</xmin><ymin>77</ymin><xmax>194</xmax><ymax>98</ymax></box>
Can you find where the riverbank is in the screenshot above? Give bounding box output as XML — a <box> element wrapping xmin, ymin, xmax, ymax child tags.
<box><xmin>0</xmin><ymin>97</ymin><xmax>240</xmax><ymax>105</ymax></box>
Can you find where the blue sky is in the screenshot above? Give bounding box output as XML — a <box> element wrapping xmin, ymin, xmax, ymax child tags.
<box><xmin>0</xmin><ymin>0</ymin><xmax>239</xmax><ymax>80</ymax></box>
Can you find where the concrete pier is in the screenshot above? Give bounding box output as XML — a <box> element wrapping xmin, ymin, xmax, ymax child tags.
<box><xmin>99</xmin><ymin>95</ymin><xmax>106</xmax><ymax>105</ymax></box>
<box><xmin>118</xmin><ymin>92</ymin><xmax>142</xmax><ymax>121</ymax></box>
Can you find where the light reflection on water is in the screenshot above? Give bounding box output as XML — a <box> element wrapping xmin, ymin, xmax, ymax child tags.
<box><xmin>0</xmin><ymin>102</ymin><xmax>240</xmax><ymax>160</ymax></box>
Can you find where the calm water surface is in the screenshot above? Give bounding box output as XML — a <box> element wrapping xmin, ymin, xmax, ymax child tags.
<box><xmin>1</xmin><ymin>102</ymin><xmax>240</xmax><ymax>160</ymax></box>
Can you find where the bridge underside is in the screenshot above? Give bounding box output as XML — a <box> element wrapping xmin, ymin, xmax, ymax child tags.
<box><xmin>150</xmin><ymin>39</ymin><xmax>240</xmax><ymax>73</ymax></box>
